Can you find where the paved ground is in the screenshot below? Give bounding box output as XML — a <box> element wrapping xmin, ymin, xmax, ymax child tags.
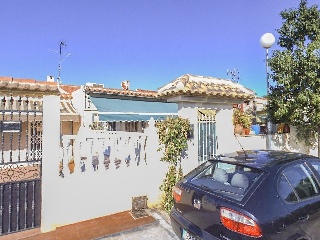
<box><xmin>2</xmin><ymin>209</ymin><xmax>179</xmax><ymax>240</ymax></box>
<box><xmin>99</xmin><ymin>211</ymin><xmax>179</xmax><ymax>240</ymax></box>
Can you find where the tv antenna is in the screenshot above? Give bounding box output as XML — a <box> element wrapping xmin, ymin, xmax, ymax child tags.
<box><xmin>227</xmin><ymin>68</ymin><xmax>240</xmax><ymax>83</ymax></box>
<box><xmin>49</xmin><ymin>41</ymin><xmax>71</xmax><ymax>84</ymax></box>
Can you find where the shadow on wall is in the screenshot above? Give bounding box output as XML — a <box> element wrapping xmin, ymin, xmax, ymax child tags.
<box><xmin>271</xmin><ymin>127</ymin><xmax>316</xmax><ymax>155</ymax></box>
<box><xmin>234</xmin><ymin>128</ymin><xmax>317</xmax><ymax>156</ymax></box>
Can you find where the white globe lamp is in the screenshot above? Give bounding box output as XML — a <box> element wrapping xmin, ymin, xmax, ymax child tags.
<box><xmin>260</xmin><ymin>33</ymin><xmax>275</xmax><ymax>49</ymax></box>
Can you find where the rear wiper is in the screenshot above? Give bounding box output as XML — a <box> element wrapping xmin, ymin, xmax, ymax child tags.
<box><xmin>213</xmin><ymin>189</ymin><xmax>242</xmax><ymax>196</ymax></box>
<box><xmin>201</xmin><ymin>185</ymin><xmax>242</xmax><ymax>196</ymax></box>
<box><xmin>201</xmin><ymin>185</ymin><xmax>215</xmax><ymax>193</ymax></box>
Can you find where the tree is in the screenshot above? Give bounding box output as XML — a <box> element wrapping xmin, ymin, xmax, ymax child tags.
<box><xmin>268</xmin><ymin>0</ymin><xmax>320</xmax><ymax>155</ymax></box>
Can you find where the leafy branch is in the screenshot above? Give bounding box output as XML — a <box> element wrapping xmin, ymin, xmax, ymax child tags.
<box><xmin>155</xmin><ymin>116</ymin><xmax>191</xmax><ymax>212</ymax></box>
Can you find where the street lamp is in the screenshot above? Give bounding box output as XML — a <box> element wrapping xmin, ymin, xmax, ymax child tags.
<box><xmin>260</xmin><ymin>33</ymin><xmax>275</xmax><ymax>150</ymax></box>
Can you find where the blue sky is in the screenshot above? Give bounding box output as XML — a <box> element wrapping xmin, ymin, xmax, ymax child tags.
<box><xmin>1</xmin><ymin>0</ymin><xmax>319</xmax><ymax>96</ymax></box>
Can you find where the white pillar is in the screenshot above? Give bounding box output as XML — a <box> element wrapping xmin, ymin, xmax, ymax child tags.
<box><xmin>41</xmin><ymin>95</ymin><xmax>60</xmax><ymax>232</ymax></box>
<box><xmin>215</xmin><ymin>107</ymin><xmax>240</xmax><ymax>154</ymax></box>
<box><xmin>178</xmin><ymin>106</ymin><xmax>198</xmax><ymax>173</ymax></box>
<box><xmin>83</xmin><ymin>110</ymin><xmax>94</xmax><ymax>128</ymax></box>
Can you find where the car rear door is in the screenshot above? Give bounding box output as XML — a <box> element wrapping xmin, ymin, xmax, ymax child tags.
<box><xmin>176</xmin><ymin>183</ymin><xmax>222</xmax><ymax>235</ymax></box>
<box><xmin>278</xmin><ymin>161</ymin><xmax>320</xmax><ymax>239</ymax></box>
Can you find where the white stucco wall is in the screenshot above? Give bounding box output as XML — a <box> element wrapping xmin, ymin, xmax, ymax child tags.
<box><xmin>40</xmin><ymin>92</ymin><xmax>319</xmax><ymax>233</ymax></box>
<box><xmin>178</xmin><ymin>104</ymin><xmax>199</xmax><ymax>174</ymax></box>
<box><xmin>41</xmin><ymin>118</ymin><xmax>171</xmax><ymax>231</ymax></box>
<box><xmin>215</xmin><ymin>106</ymin><xmax>239</xmax><ymax>154</ymax></box>
<box><xmin>41</xmin><ymin>95</ymin><xmax>61</xmax><ymax>232</ymax></box>
<box><xmin>177</xmin><ymin>100</ymin><xmax>252</xmax><ymax>159</ymax></box>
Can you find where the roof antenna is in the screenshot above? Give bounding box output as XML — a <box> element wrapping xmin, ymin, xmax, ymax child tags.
<box><xmin>234</xmin><ymin>134</ymin><xmax>248</xmax><ymax>159</ymax></box>
<box><xmin>57</xmin><ymin>41</ymin><xmax>71</xmax><ymax>85</ymax></box>
<box><xmin>227</xmin><ymin>68</ymin><xmax>240</xmax><ymax>83</ymax></box>
<box><xmin>48</xmin><ymin>41</ymin><xmax>71</xmax><ymax>86</ymax></box>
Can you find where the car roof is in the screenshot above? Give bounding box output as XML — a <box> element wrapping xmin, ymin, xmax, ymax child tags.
<box><xmin>210</xmin><ymin>150</ymin><xmax>316</xmax><ymax>170</ymax></box>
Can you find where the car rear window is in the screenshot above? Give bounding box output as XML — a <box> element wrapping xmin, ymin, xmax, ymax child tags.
<box><xmin>190</xmin><ymin>161</ymin><xmax>263</xmax><ymax>201</ymax></box>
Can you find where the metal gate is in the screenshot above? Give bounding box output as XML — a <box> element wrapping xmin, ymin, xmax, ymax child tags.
<box><xmin>0</xmin><ymin>96</ymin><xmax>43</xmax><ymax>236</ymax></box>
<box><xmin>198</xmin><ymin>109</ymin><xmax>216</xmax><ymax>163</ymax></box>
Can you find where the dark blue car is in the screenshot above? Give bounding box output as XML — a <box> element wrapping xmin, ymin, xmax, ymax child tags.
<box><xmin>170</xmin><ymin>150</ymin><xmax>320</xmax><ymax>239</ymax></box>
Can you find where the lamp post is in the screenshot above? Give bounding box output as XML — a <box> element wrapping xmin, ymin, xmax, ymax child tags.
<box><xmin>260</xmin><ymin>33</ymin><xmax>275</xmax><ymax>150</ymax></box>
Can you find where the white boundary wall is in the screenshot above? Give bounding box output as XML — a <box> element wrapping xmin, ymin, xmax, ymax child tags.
<box><xmin>41</xmin><ymin>114</ymin><xmax>173</xmax><ymax>232</ymax></box>
<box><xmin>40</xmin><ymin>95</ymin><xmax>317</xmax><ymax>232</ymax></box>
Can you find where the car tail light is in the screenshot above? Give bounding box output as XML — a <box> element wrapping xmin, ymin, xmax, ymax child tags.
<box><xmin>173</xmin><ymin>186</ymin><xmax>182</xmax><ymax>202</ymax></box>
<box><xmin>220</xmin><ymin>207</ymin><xmax>262</xmax><ymax>238</ymax></box>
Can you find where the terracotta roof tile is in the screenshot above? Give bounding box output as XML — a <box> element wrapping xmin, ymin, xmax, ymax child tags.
<box><xmin>85</xmin><ymin>86</ymin><xmax>157</xmax><ymax>98</ymax></box>
<box><xmin>0</xmin><ymin>77</ymin><xmax>83</xmax><ymax>100</ymax></box>
<box><xmin>0</xmin><ymin>77</ymin><xmax>59</xmax><ymax>96</ymax></box>
<box><xmin>59</xmin><ymin>84</ymin><xmax>81</xmax><ymax>94</ymax></box>
<box><xmin>157</xmin><ymin>74</ymin><xmax>255</xmax><ymax>100</ymax></box>
<box><xmin>0</xmin><ymin>74</ymin><xmax>255</xmax><ymax>101</ymax></box>
<box><xmin>59</xmin><ymin>84</ymin><xmax>81</xmax><ymax>99</ymax></box>
<box><xmin>0</xmin><ymin>77</ymin><xmax>57</xmax><ymax>85</ymax></box>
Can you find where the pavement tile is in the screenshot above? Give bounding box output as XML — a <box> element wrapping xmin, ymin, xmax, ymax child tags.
<box><xmin>76</xmin><ymin>219</ymin><xmax>98</xmax><ymax>230</ymax></box>
<box><xmin>23</xmin><ymin>231</ymin><xmax>57</xmax><ymax>240</ymax></box>
<box><xmin>3</xmin><ymin>210</ymin><xmax>157</xmax><ymax>240</ymax></box>
<box><xmin>0</xmin><ymin>228</ymin><xmax>40</xmax><ymax>240</ymax></box>
<box><xmin>79</xmin><ymin>226</ymin><xmax>102</xmax><ymax>240</ymax></box>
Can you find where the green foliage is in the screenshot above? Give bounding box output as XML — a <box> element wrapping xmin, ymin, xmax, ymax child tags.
<box><xmin>156</xmin><ymin>116</ymin><xmax>191</xmax><ymax>212</ymax></box>
<box><xmin>232</xmin><ymin>108</ymin><xmax>252</xmax><ymax>129</ymax></box>
<box><xmin>268</xmin><ymin>0</ymin><xmax>320</xmax><ymax>150</ymax></box>
<box><xmin>159</xmin><ymin>165</ymin><xmax>179</xmax><ymax>212</ymax></box>
<box><xmin>295</xmin><ymin>125</ymin><xmax>318</xmax><ymax>148</ymax></box>
<box><xmin>156</xmin><ymin>116</ymin><xmax>191</xmax><ymax>165</ymax></box>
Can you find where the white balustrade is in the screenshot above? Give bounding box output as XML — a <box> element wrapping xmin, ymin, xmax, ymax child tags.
<box><xmin>60</xmin><ymin>130</ymin><xmax>149</xmax><ymax>176</ymax></box>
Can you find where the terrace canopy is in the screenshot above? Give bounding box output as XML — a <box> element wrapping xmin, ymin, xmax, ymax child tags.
<box><xmin>90</xmin><ymin>97</ymin><xmax>178</xmax><ymax>122</ymax></box>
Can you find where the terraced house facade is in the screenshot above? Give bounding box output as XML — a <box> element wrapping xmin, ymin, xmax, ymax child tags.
<box><xmin>0</xmin><ymin>74</ymin><xmax>304</xmax><ymax>237</ymax></box>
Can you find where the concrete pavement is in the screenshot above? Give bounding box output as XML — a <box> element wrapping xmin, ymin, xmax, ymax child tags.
<box><xmin>99</xmin><ymin>211</ymin><xmax>179</xmax><ymax>240</ymax></box>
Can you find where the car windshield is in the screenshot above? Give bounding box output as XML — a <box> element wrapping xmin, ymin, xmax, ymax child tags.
<box><xmin>190</xmin><ymin>161</ymin><xmax>263</xmax><ymax>201</ymax></box>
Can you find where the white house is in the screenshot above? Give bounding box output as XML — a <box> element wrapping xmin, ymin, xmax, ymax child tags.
<box><xmin>1</xmin><ymin>73</ymin><xmax>312</xmax><ymax>237</ymax></box>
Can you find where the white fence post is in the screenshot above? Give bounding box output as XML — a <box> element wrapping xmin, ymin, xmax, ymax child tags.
<box><xmin>41</xmin><ymin>95</ymin><xmax>60</xmax><ymax>232</ymax></box>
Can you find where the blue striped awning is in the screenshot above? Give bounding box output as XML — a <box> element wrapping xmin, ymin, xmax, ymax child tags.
<box><xmin>90</xmin><ymin>97</ymin><xmax>178</xmax><ymax>122</ymax></box>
